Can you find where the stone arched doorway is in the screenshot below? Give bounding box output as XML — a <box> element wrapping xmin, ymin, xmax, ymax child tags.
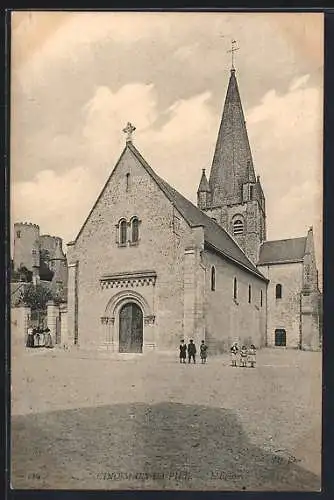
<box><xmin>119</xmin><ymin>302</ymin><xmax>143</xmax><ymax>353</ymax></box>
<box><xmin>101</xmin><ymin>290</ymin><xmax>156</xmax><ymax>353</ymax></box>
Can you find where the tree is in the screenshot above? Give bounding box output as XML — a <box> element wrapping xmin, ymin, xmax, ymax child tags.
<box><xmin>11</xmin><ymin>265</ymin><xmax>33</xmax><ymax>283</ymax></box>
<box><xmin>21</xmin><ymin>283</ymin><xmax>53</xmax><ymax>310</ymax></box>
<box><xmin>39</xmin><ymin>249</ymin><xmax>54</xmax><ymax>282</ymax></box>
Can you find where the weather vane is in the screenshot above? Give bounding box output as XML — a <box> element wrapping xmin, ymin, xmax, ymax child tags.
<box><xmin>123</xmin><ymin>122</ymin><xmax>136</xmax><ymax>143</ymax></box>
<box><xmin>227</xmin><ymin>39</ymin><xmax>240</xmax><ymax>70</ymax></box>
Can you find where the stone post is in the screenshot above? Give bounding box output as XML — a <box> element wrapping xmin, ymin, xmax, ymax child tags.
<box><xmin>11</xmin><ymin>304</ymin><xmax>31</xmax><ymax>349</ymax></box>
<box><xmin>47</xmin><ymin>301</ymin><xmax>59</xmax><ymax>347</ymax></box>
<box><xmin>22</xmin><ymin>305</ymin><xmax>31</xmax><ymax>347</ymax></box>
<box><xmin>67</xmin><ymin>261</ymin><xmax>78</xmax><ymax>346</ymax></box>
<box><xmin>301</xmin><ymin>292</ymin><xmax>321</xmax><ymax>351</ymax></box>
<box><xmin>59</xmin><ymin>303</ymin><xmax>68</xmax><ymax>347</ymax></box>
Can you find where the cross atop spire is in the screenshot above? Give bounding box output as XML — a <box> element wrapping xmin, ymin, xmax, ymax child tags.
<box><xmin>123</xmin><ymin>122</ymin><xmax>136</xmax><ymax>143</ymax></box>
<box><xmin>227</xmin><ymin>39</ymin><xmax>239</xmax><ymax>70</ymax></box>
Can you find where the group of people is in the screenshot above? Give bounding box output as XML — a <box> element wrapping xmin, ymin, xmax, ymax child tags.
<box><xmin>179</xmin><ymin>339</ymin><xmax>208</xmax><ymax>364</ymax></box>
<box><xmin>230</xmin><ymin>343</ymin><xmax>256</xmax><ymax>368</ymax></box>
<box><xmin>26</xmin><ymin>326</ymin><xmax>53</xmax><ymax>349</ymax></box>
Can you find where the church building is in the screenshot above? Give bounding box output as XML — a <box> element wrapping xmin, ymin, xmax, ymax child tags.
<box><xmin>66</xmin><ymin>64</ymin><xmax>321</xmax><ymax>353</ymax></box>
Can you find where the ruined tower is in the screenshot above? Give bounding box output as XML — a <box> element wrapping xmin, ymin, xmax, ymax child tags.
<box><xmin>13</xmin><ymin>222</ymin><xmax>40</xmax><ymax>272</ymax></box>
<box><xmin>197</xmin><ymin>67</ymin><xmax>266</xmax><ymax>264</ymax></box>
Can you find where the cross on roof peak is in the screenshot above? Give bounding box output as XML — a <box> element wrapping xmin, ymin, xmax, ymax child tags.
<box><xmin>227</xmin><ymin>39</ymin><xmax>240</xmax><ymax>70</ymax></box>
<box><xmin>123</xmin><ymin>122</ymin><xmax>136</xmax><ymax>143</ymax></box>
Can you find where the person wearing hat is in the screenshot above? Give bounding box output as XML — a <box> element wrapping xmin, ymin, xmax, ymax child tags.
<box><xmin>187</xmin><ymin>339</ymin><xmax>197</xmax><ymax>364</ymax></box>
<box><xmin>179</xmin><ymin>339</ymin><xmax>187</xmax><ymax>363</ymax></box>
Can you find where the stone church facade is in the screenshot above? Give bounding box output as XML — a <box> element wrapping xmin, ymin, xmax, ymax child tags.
<box><xmin>66</xmin><ymin>66</ymin><xmax>321</xmax><ymax>353</ymax></box>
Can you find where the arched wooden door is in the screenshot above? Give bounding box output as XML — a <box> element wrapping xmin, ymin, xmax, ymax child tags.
<box><xmin>119</xmin><ymin>302</ymin><xmax>143</xmax><ymax>353</ymax></box>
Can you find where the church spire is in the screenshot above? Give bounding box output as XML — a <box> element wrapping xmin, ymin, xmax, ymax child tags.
<box><xmin>197</xmin><ymin>168</ymin><xmax>211</xmax><ymax>210</ymax></box>
<box><xmin>209</xmin><ymin>67</ymin><xmax>256</xmax><ymax>207</ymax></box>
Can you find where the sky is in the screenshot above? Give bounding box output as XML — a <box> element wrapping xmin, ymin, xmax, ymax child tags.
<box><xmin>10</xmin><ymin>11</ymin><xmax>323</xmax><ymax>279</ymax></box>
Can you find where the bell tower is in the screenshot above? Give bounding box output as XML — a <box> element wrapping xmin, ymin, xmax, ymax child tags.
<box><xmin>197</xmin><ymin>51</ymin><xmax>266</xmax><ymax>264</ymax></box>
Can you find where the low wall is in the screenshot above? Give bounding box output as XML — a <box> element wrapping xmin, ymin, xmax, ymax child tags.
<box><xmin>11</xmin><ymin>305</ymin><xmax>31</xmax><ymax>350</ymax></box>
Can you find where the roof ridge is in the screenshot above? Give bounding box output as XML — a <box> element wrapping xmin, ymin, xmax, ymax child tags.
<box><xmin>71</xmin><ymin>145</ymin><xmax>128</xmax><ymax>244</ymax></box>
<box><xmin>261</xmin><ymin>236</ymin><xmax>307</xmax><ymax>245</ymax></box>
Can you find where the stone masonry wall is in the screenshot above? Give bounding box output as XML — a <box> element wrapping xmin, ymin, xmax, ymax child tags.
<box><xmin>202</xmin><ymin>250</ymin><xmax>267</xmax><ymax>352</ymax></box>
<box><xmin>258</xmin><ymin>262</ymin><xmax>303</xmax><ymax>348</ymax></box>
<box><xmin>67</xmin><ymin>146</ymin><xmax>195</xmax><ymax>350</ymax></box>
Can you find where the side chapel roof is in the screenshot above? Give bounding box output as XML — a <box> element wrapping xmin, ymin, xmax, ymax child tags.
<box><xmin>258</xmin><ymin>237</ymin><xmax>307</xmax><ymax>265</ymax></box>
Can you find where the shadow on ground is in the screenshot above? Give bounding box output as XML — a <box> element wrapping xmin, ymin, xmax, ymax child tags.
<box><xmin>11</xmin><ymin>402</ymin><xmax>320</xmax><ymax>491</ymax></box>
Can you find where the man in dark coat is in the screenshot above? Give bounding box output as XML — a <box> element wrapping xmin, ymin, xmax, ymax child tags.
<box><xmin>187</xmin><ymin>339</ymin><xmax>196</xmax><ymax>364</ymax></box>
<box><xmin>179</xmin><ymin>339</ymin><xmax>187</xmax><ymax>363</ymax></box>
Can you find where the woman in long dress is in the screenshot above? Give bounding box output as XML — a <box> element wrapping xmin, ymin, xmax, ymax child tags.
<box><xmin>26</xmin><ymin>327</ymin><xmax>34</xmax><ymax>348</ymax></box>
<box><xmin>39</xmin><ymin>327</ymin><xmax>45</xmax><ymax>347</ymax></box>
<box><xmin>44</xmin><ymin>328</ymin><xmax>53</xmax><ymax>348</ymax></box>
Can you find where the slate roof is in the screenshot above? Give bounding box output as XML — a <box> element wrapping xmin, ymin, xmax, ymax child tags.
<box><xmin>209</xmin><ymin>69</ymin><xmax>256</xmax><ymax>206</ymax></box>
<box><xmin>129</xmin><ymin>143</ymin><xmax>267</xmax><ymax>282</ymax></box>
<box><xmin>258</xmin><ymin>237</ymin><xmax>307</xmax><ymax>265</ymax></box>
<box><xmin>197</xmin><ymin>169</ymin><xmax>211</xmax><ymax>193</ymax></box>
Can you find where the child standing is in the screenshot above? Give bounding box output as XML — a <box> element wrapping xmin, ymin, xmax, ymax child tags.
<box><xmin>240</xmin><ymin>345</ymin><xmax>248</xmax><ymax>367</ymax></box>
<box><xmin>230</xmin><ymin>342</ymin><xmax>239</xmax><ymax>367</ymax></box>
<box><xmin>248</xmin><ymin>344</ymin><xmax>256</xmax><ymax>368</ymax></box>
<box><xmin>200</xmin><ymin>340</ymin><xmax>208</xmax><ymax>364</ymax></box>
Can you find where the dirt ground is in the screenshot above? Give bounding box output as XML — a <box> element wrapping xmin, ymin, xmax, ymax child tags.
<box><xmin>10</xmin><ymin>346</ymin><xmax>322</xmax><ymax>491</ymax></box>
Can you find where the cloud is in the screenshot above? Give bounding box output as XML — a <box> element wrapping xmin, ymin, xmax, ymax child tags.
<box><xmin>11</xmin><ymin>166</ymin><xmax>101</xmax><ymax>245</ymax></box>
<box><xmin>289</xmin><ymin>74</ymin><xmax>311</xmax><ymax>91</ymax></box>
<box><xmin>82</xmin><ymin>83</ymin><xmax>158</xmax><ymax>164</ymax></box>
<box><xmin>138</xmin><ymin>91</ymin><xmax>218</xmax><ymax>199</ymax></box>
<box><xmin>246</xmin><ymin>76</ymin><xmax>322</xmax><ymax>270</ymax></box>
<box><xmin>12</xmin><ymin>12</ymin><xmax>174</xmax><ymax>89</ymax></box>
<box><xmin>174</xmin><ymin>43</ymin><xmax>200</xmax><ymax>61</ymax></box>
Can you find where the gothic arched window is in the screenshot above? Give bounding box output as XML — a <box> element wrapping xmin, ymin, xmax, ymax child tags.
<box><xmin>211</xmin><ymin>266</ymin><xmax>216</xmax><ymax>291</ymax></box>
<box><xmin>120</xmin><ymin>220</ymin><xmax>127</xmax><ymax>245</ymax></box>
<box><xmin>233</xmin><ymin>219</ymin><xmax>244</xmax><ymax>236</ymax></box>
<box><xmin>276</xmin><ymin>284</ymin><xmax>282</xmax><ymax>299</ymax></box>
<box><xmin>131</xmin><ymin>217</ymin><xmax>139</xmax><ymax>243</ymax></box>
<box><xmin>248</xmin><ymin>284</ymin><xmax>252</xmax><ymax>303</ymax></box>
